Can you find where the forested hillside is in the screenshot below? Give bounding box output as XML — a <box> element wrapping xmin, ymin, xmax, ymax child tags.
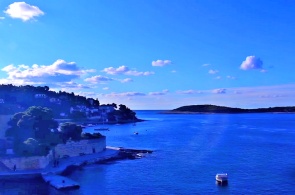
<box><xmin>0</xmin><ymin>84</ymin><xmax>137</xmax><ymax>123</ymax></box>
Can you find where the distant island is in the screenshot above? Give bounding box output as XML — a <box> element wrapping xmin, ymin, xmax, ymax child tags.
<box><xmin>166</xmin><ymin>104</ymin><xmax>295</xmax><ymax>113</ymax></box>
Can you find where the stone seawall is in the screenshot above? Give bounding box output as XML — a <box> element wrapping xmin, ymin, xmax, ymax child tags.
<box><xmin>1</xmin><ymin>155</ymin><xmax>51</xmax><ymax>171</ymax></box>
<box><xmin>54</xmin><ymin>137</ymin><xmax>106</xmax><ymax>158</ymax></box>
<box><xmin>0</xmin><ymin>137</ymin><xmax>106</xmax><ymax>171</ymax></box>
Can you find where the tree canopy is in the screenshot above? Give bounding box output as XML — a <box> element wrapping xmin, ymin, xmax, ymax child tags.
<box><xmin>59</xmin><ymin>122</ymin><xmax>82</xmax><ymax>143</ymax></box>
<box><xmin>6</xmin><ymin>106</ymin><xmax>61</xmax><ymax>156</ymax></box>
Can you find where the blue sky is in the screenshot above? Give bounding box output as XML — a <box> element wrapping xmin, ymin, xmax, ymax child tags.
<box><xmin>0</xmin><ymin>1</ymin><xmax>295</xmax><ymax>109</ymax></box>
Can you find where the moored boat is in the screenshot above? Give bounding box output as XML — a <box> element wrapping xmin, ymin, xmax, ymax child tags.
<box><xmin>215</xmin><ymin>173</ymin><xmax>228</xmax><ymax>183</ymax></box>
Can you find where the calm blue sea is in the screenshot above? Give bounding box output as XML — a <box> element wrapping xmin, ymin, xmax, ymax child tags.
<box><xmin>1</xmin><ymin>111</ymin><xmax>295</xmax><ymax>194</ymax></box>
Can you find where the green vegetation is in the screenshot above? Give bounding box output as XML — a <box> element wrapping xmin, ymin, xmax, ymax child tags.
<box><xmin>59</xmin><ymin>122</ymin><xmax>82</xmax><ymax>143</ymax></box>
<box><xmin>0</xmin><ymin>84</ymin><xmax>99</xmax><ymax>116</ymax></box>
<box><xmin>172</xmin><ymin>104</ymin><xmax>295</xmax><ymax>113</ymax></box>
<box><xmin>0</xmin><ymin>84</ymin><xmax>138</xmax><ymax>123</ymax></box>
<box><xmin>81</xmin><ymin>132</ymin><xmax>103</xmax><ymax>139</ymax></box>
<box><xmin>0</xmin><ymin>84</ymin><xmax>138</xmax><ymax>157</ymax></box>
<box><xmin>5</xmin><ymin>106</ymin><xmax>83</xmax><ymax>156</ymax></box>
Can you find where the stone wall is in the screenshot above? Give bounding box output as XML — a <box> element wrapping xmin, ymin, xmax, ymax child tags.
<box><xmin>54</xmin><ymin>137</ymin><xmax>106</xmax><ymax>158</ymax></box>
<box><xmin>0</xmin><ymin>137</ymin><xmax>106</xmax><ymax>171</ymax></box>
<box><xmin>1</xmin><ymin>155</ymin><xmax>51</xmax><ymax>171</ymax></box>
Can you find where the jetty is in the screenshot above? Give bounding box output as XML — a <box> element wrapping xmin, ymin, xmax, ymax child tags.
<box><xmin>118</xmin><ymin>148</ymin><xmax>153</xmax><ymax>154</ymax></box>
<box><xmin>42</xmin><ymin>173</ymin><xmax>80</xmax><ymax>190</ymax></box>
<box><xmin>109</xmin><ymin>147</ymin><xmax>153</xmax><ymax>159</ymax></box>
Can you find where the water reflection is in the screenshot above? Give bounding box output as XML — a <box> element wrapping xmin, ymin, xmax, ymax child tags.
<box><xmin>216</xmin><ymin>181</ymin><xmax>228</xmax><ymax>187</ymax></box>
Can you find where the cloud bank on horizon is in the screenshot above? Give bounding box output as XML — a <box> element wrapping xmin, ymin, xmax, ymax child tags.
<box><xmin>0</xmin><ymin>1</ymin><xmax>294</xmax><ymax>109</ymax></box>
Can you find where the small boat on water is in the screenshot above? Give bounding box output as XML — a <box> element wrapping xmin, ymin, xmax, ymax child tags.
<box><xmin>215</xmin><ymin>173</ymin><xmax>228</xmax><ymax>183</ymax></box>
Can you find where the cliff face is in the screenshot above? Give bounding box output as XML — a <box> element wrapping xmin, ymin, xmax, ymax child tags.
<box><xmin>172</xmin><ymin>105</ymin><xmax>295</xmax><ymax>113</ymax></box>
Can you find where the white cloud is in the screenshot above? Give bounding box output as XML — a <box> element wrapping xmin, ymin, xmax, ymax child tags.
<box><xmin>215</xmin><ymin>76</ymin><xmax>221</xmax><ymax>80</ymax></box>
<box><xmin>177</xmin><ymin>90</ymin><xmax>201</xmax><ymax>94</ymax></box>
<box><xmin>149</xmin><ymin>89</ymin><xmax>169</xmax><ymax>96</ymax></box>
<box><xmin>0</xmin><ymin>17</ymin><xmax>5</xmax><ymax>20</ymax></box>
<box><xmin>103</xmin><ymin>87</ymin><xmax>109</xmax><ymax>90</ymax></box>
<box><xmin>202</xmin><ymin>63</ymin><xmax>210</xmax><ymax>67</ymax></box>
<box><xmin>102</xmin><ymin>65</ymin><xmax>129</xmax><ymax>75</ymax></box>
<box><xmin>259</xmin><ymin>94</ymin><xmax>284</xmax><ymax>98</ymax></box>
<box><xmin>209</xmin><ymin>69</ymin><xmax>219</xmax><ymax>74</ymax></box>
<box><xmin>84</xmin><ymin>75</ymin><xmax>113</xmax><ymax>84</ymax></box>
<box><xmin>152</xmin><ymin>60</ymin><xmax>172</xmax><ymax>67</ymax></box>
<box><xmin>105</xmin><ymin>92</ymin><xmax>146</xmax><ymax>97</ymax></box>
<box><xmin>73</xmin><ymin>91</ymin><xmax>97</xmax><ymax>97</ymax></box>
<box><xmin>58</xmin><ymin>81</ymin><xmax>91</xmax><ymax>89</ymax></box>
<box><xmin>4</xmin><ymin>2</ymin><xmax>44</xmax><ymax>22</ymax></box>
<box><xmin>0</xmin><ymin>59</ymin><xmax>94</xmax><ymax>85</ymax></box>
<box><xmin>212</xmin><ymin>88</ymin><xmax>226</xmax><ymax>94</ymax></box>
<box><xmin>240</xmin><ymin>56</ymin><xmax>263</xmax><ymax>70</ymax></box>
<box><xmin>125</xmin><ymin>70</ymin><xmax>154</xmax><ymax>76</ymax></box>
<box><xmin>121</xmin><ymin>78</ymin><xmax>133</xmax><ymax>83</ymax></box>
<box><xmin>102</xmin><ymin>65</ymin><xmax>154</xmax><ymax>76</ymax></box>
<box><xmin>171</xmin><ymin>70</ymin><xmax>177</xmax><ymax>73</ymax></box>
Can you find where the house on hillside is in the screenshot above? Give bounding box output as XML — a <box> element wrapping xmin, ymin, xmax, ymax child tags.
<box><xmin>49</xmin><ymin>98</ymin><xmax>61</xmax><ymax>104</ymax></box>
<box><xmin>86</xmin><ymin>108</ymin><xmax>101</xmax><ymax>119</ymax></box>
<box><xmin>70</xmin><ymin>105</ymin><xmax>88</xmax><ymax>114</ymax></box>
<box><xmin>35</xmin><ymin>94</ymin><xmax>47</xmax><ymax>98</ymax></box>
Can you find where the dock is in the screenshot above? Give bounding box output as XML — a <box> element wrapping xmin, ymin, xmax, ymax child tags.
<box><xmin>42</xmin><ymin>173</ymin><xmax>80</xmax><ymax>190</ymax></box>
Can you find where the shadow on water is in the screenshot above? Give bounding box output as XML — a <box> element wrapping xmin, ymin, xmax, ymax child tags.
<box><xmin>216</xmin><ymin>181</ymin><xmax>229</xmax><ymax>187</ymax></box>
<box><xmin>216</xmin><ymin>181</ymin><xmax>229</xmax><ymax>193</ymax></box>
<box><xmin>0</xmin><ymin>178</ymin><xmax>51</xmax><ymax>194</ymax></box>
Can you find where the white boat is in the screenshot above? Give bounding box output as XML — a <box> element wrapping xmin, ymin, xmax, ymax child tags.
<box><xmin>215</xmin><ymin>173</ymin><xmax>228</xmax><ymax>183</ymax></box>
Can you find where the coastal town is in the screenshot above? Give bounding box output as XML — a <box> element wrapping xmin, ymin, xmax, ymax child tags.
<box><xmin>0</xmin><ymin>84</ymin><xmax>139</xmax><ymax>123</ymax></box>
<box><xmin>0</xmin><ymin>84</ymin><xmax>149</xmax><ymax>190</ymax></box>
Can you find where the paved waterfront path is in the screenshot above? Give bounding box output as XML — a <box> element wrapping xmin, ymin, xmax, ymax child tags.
<box><xmin>0</xmin><ymin>148</ymin><xmax>120</xmax><ymax>179</ymax></box>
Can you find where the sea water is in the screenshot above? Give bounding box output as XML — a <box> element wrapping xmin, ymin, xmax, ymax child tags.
<box><xmin>1</xmin><ymin>111</ymin><xmax>295</xmax><ymax>194</ymax></box>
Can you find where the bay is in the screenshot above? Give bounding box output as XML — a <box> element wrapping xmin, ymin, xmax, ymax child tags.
<box><xmin>1</xmin><ymin>111</ymin><xmax>295</xmax><ymax>194</ymax></box>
